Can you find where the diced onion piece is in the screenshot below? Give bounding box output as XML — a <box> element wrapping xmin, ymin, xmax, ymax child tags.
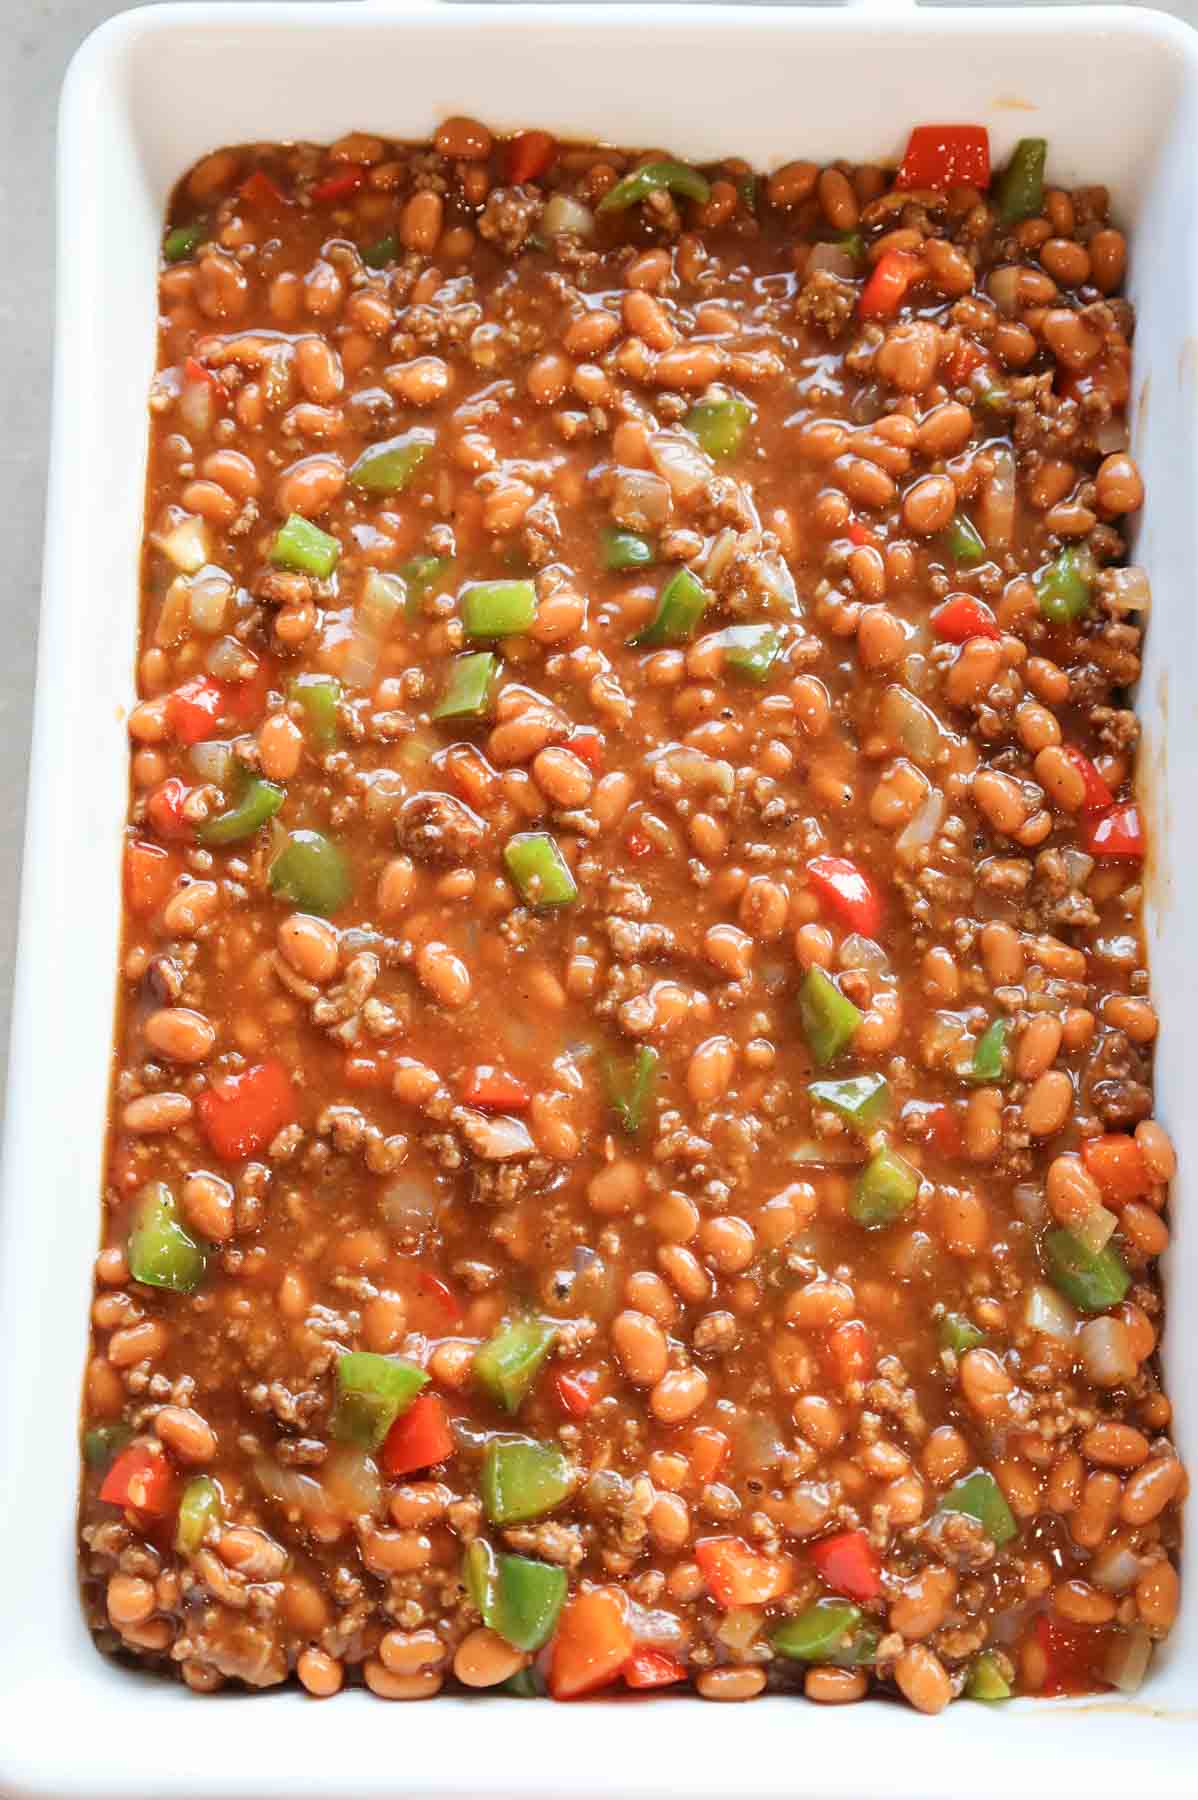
<box><xmin>611</xmin><ymin>468</ymin><xmax>672</xmax><ymax>532</ymax></box>
<box><xmin>1073</xmin><ymin>1202</ymin><xmax>1119</xmax><ymax>1255</ymax></box>
<box><xmin>1078</xmin><ymin>1316</ymin><xmax>1137</xmax><ymax>1389</ymax></box>
<box><xmin>188</xmin><ymin>569</ymin><xmax>233</xmax><ymax>635</ymax></box>
<box><xmin>626</xmin><ymin>1602</ymin><xmax>686</xmax><ymax>1649</ymax></box>
<box><xmin>896</xmin><ymin>784</ymin><xmax>946</xmax><ymax>858</ymax></box>
<box><xmin>1103</xmin><ymin>1628</ymin><xmax>1152</xmax><ymax>1694</ymax></box>
<box><xmin>543</xmin><ymin>193</ymin><xmax>595</xmax><ymax>239</ymax></box>
<box><xmin>1024</xmin><ymin>1281</ymin><xmax>1077</xmax><ymax>1342</ymax></box>
<box><xmin>1104</xmin><ymin>565</ymin><xmax>1151</xmax><ymax>615</ymax></box>
<box><xmin>1091</xmin><ymin>1543</ymin><xmax>1143</xmax><ymax>1593</ymax></box>
<box><xmin>879</xmin><ymin>685</ymin><xmax>945</xmax><ymax>769</ymax></box>
<box><xmin>179</xmin><ymin>377</ymin><xmax>215</xmax><ymax>439</ymax></box>
<box><xmin>206</xmin><ymin>635</ymin><xmax>254</xmax><ymax>681</ymax></box>
<box><xmin>253</xmin><ymin>1457</ymin><xmax>334</xmax><ymax>1523</ymax></box>
<box><xmin>754</xmin><ymin>551</ymin><xmax>798</xmax><ymax>613</ymax></box>
<box><xmin>716</xmin><ymin>1607</ymin><xmax>764</xmax><ymax>1653</ymax></box>
<box><xmin>1092</xmin><ymin>414</ymin><xmax>1129</xmax><ymax>456</ymax></box>
<box><xmin>647</xmin><ymin>431</ymin><xmax>713</xmax><ymax>502</ymax></box>
<box><xmin>789</xmin><ymin>1139</ymin><xmax>866</xmax><ymax>1166</ymax></box>
<box><xmin>980</xmin><ymin>444</ymin><xmax>1016</xmax><ymax>552</ymax></box>
<box><xmin>838</xmin><ymin>934</ymin><xmax>889</xmax><ymax>975</ymax></box>
<box><xmin>323</xmin><ymin>1445</ymin><xmax>383</xmax><ymax>1517</ymax></box>
<box><xmin>344</xmin><ymin>570</ymin><xmax>406</xmax><ymax>690</ymax></box>
<box><xmin>362</xmin><ymin>769</ymin><xmax>405</xmax><ymax>825</ymax></box>
<box><xmin>155</xmin><ymin>576</ymin><xmax>192</xmax><ymax>648</ymax></box>
<box><xmin>381</xmin><ymin>1174</ymin><xmax>437</xmax><ymax>1236</ymax></box>
<box><xmin>806</xmin><ymin>242</ymin><xmax>858</xmax><ymax>279</ymax></box>
<box><xmin>988</xmin><ymin>266</ymin><xmax>1021</xmax><ymax>317</ymax></box>
<box><xmin>658</xmin><ymin>745</ymin><xmax>733</xmax><ymax>796</ymax></box>
<box><xmin>155</xmin><ymin>514</ymin><xmax>211</xmax><ymax>574</ymax></box>
<box><xmin>1013</xmin><ymin>1182</ymin><xmax>1045</xmax><ymax>1227</ymax></box>
<box><xmin>1060</xmin><ymin>848</ymin><xmax>1095</xmax><ymax>888</ymax></box>
<box><xmin>189</xmin><ymin>740</ymin><xmax>234</xmax><ymax>787</ymax></box>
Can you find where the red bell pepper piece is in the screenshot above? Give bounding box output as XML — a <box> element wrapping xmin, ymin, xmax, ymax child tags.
<box><xmin>310</xmin><ymin>165</ymin><xmax>366</xmax><ymax>204</ymax></box>
<box><xmin>808</xmin><ymin>1528</ymin><xmax>882</xmax><ymax>1603</ymax></box>
<box><xmin>166</xmin><ymin>675</ymin><xmax>225</xmax><ymax>746</ymax></box>
<box><xmin>625</xmin><ymin>829</ymin><xmax>653</xmax><ymax>859</ymax></box>
<box><xmin>222</xmin><ymin>656</ymin><xmax>275</xmax><ymax>728</ymax></box>
<box><xmin>239</xmin><ymin>169</ymin><xmax>288</xmax><ymax>209</ymax></box>
<box><xmin>695</xmin><ymin>1537</ymin><xmax>794</xmax><ymax>1609</ymax></box>
<box><xmin>555</xmin><ymin>1368</ymin><xmax>601</xmax><ymax>1418</ymax></box>
<box><xmin>896</xmin><ymin>124</ymin><xmax>990</xmax><ymax>193</ymax></box>
<box><xmin>508</xmin><ymin>131</ymin><xmax>556</xmax><ymax>186</ymax></box>
<box><xmin>858</xmin><ymin>252</ymin><xmax>922</xmax><ymax>321</ymax></box>
<box><xmin>460</xmin><ymin>1066</ymin><xmax>532</xmax><ymax>1112</ymax></box>
<box><xmin>624</xmin><ymin>1649</ymin><xmax>687</xmax><ymax>1690</ymax></box>
<box><xmin>196</xmin><ymin>1060</ymin><xmax>296</xmax><ymax>1161</ymax></box>
<box><xmin>1062</xmin><ymin>748</ymin><xmax>1115</xmax><ymax>814</ymax></box>
<box><xmin>807</xmin><ymin>854</ymin><xmax>883</xmax><ymax>937</ymax></box>
<box><xmin>847</xmin><ymin>521</ymin><xmax>880</xmax><ymax>549</ymax></box>
<box><xmin>1082</xmin><ymin>801</ymin><xmax>1144</xmax><ymax>860</ymax></box>
<box><xmin>932</xmin><ymin>594</ymin><xmax>1001</xmax><ymax>642</ymax></box>
<box><xmin>825</xmin><ymin>1319</ymin><xmax>875</xmax><ymax>1387</ymax></box>
<box><xmin>417</xmin><ymin>1269</ymin><xmax>464</xmax><ymax>1324</ymax></box>
<box><xmin>99</xmin><ymin>1445</ymin><xmax>174</xmax><ymax>1518</ymax></box>
<box><xmin>146</xmin><ymin>776</ymin><xmax>194</xmax><ymax>842</ymax></box>
<box><xmin>568</xmin><ymin>728</ymin><xmax>605</xmax><ymax>774</ymax></box>
<box><xmin>1031</xmin><ymin>1614</ymin><xmax>1105</xmax><ymax>1697</ymax></box>
<box><xmin>381</xmin><ymin>1393</ymin><xmax>455</xmax><ymax>1478</ymax></box>
<box><xmin>1082</xmin><ymin>1134</ymin><xmax>1154</xmax><ymax>1202</ymax></box>
<box><xmin>944</xmin><ymin>337</ymin><xmax>996</xmax><ymax>389</ymax></box>
<box><xmin>927</xmin><ymin>1102</ymin><xmax>964</xmax><ymax>1158</ymax></box>
<box><xmin>549</xmin><ymin>1587</ymin><xmax>634</xmax><ymax>1700</ymax></box>
<box><xmin>343</xmin><ymin>1051</ymin><xmax>398</xmax><ymax>1089</ymax></box>
<box><xmin>183</xmin><ymin>355</ymin><xmax>221</xmax><ymax>396</ymax></box>
<box><xmin>124</xmin><ymin>840</ymin><xmax>179</xmax><ymax>915</ymax></box>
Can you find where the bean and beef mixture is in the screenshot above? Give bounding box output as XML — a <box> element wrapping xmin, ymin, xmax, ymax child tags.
<box><xmin>79</xmin><ymin>119</ymin><xmax>1183</xmax><ymax>1712</ymax></box>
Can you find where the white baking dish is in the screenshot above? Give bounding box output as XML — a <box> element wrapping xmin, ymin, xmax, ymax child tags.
<box><xmin>2</xmin><ymin>2</ymin><xmax>1195</xmax><ymax>1793</ymax></box>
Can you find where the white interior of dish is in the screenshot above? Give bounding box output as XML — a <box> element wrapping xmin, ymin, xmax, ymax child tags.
<box><xmin>2</xmin><ymin>5</ymin><xmax>1196</xmax><ymax>1795</ymax></box>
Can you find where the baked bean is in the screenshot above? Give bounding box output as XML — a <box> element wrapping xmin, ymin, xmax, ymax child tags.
<box><xmin>1121</xmin><ymin>1457</ymin><xmax>1184</xmax><ymax>1524</ymax></box>
<box><xmin>1021</xmin><ymin>1070</ymin><xmax>1073</xmax><ymax>1138</ymax></box>
<box><xmin>1089</xmin><ymin>228</ymin><xmax>1127</xmax><ymax>294</ymax></box>
<box><xmin>155</xmin><ymin>1405</ymin><xmax>216</xmax><ymax>1464</ymax></box>
<box><xmin>805</xmin><ymin>1667</ymin><xmax>867</xmax><ymax>1704</ymax></box>
<box><xmin>889</xmin><ymin>1566</ymin><xmax>956</xmax><ymax>1639</ymax></box>
<box><xmin>414</xmin><ymin>941</ymin><xmax>471</xmax><ymax>1009</ymax></box>
<box><xmin>874</xmin><ymin>321</ymin><xmax>940</xmax><ymax>394</ymax></box>
<box><xmin>297</xmin><ymin>1649</ymin><xmax>343</xmax><ymax>1697</ymax></box>
<box><xmin>902</xmin><ymin>475</ymin><xmax>956</xmax><ymax>535</ymax></box>
<box><xmin>122</xmin><ymin>1092</ymin><xmax>193</xmax><ymax>1134</ymax></box>
<box><xmin>894</xmin><ymin>1645</ymin><xmax>952</xmax><ymax>1715</ymax></box>
<box><xmin>612</xmin><ymin>1310</ymin><xmax>669</xmax><ymax>1386</ymax></box>
<box><xmin>817</xmin><ymin>168</ymin><xmax>858</xmax><ymax>230</ymax></box>
<box><xmin>649</xmin><ymin>1365</ymin><xmax>709</xmax><ymax>1423</ymax></box>
<box><xmin>1136</xmin><ymin>1559</ymin><xmax>1179</xmax><ymax>1632</ymax></box>
<box><xmin>1015</xmin><ymin>1014</ymin><xmax>1062</xmax><ymax>1082</ymax></box>
<box><xmin>144</xmin><ymin>1007</ymin><xmax>215</xmax><ymax>1064</ymax></box>
<box><xmin>453</xmin><ymin>1628</ymin><xmax>527</xmax><ymax>1688</ymax></box>
<box><xmin>696</xmin><ymin>1665</ymin><xmax>766</xmax><ymax>1702</ymax></box>
<box><xmin>1095</xmin><ymin>453</ymin><xmax>1144</xmax><ymax>517</ymax></box>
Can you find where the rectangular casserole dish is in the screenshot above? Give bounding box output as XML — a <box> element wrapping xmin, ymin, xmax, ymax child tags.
<box><xmin>2</xmin><ymin>3</ymin><xmax>1197</xmax><ymax>1794</ymax></box>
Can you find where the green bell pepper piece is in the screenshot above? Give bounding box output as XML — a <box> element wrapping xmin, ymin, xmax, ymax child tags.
<box><xmin>938</xmin><ymin>1312</ymin><xmax>985</xmax><ymax>1355</ymax></box>
<box><xmin>940</xmin><ymin>1470</ymin><xmax>1017</xmax><ymax>1547</ymax></box>
<box><xmin>798</xmin><ymin>967</ymin><xmax>862</xmax><ymax>1068</ymax></box>
<box><xmin>331</xmin><ymin>1352</ymin><xmax>428</xmax><ymax>1451</ymax></box>
<box><xmin>1044</xmin><ymin>1226</ymin><xmax>1131</xmax><ymax>1313</ymax></box>
<box><xmin>603</xmin><ymin>1045</ymin><xmax>660</xmax><ymax>1137</ymax></box>
<box><xmin>481</xmin><ymin>1438</ymin><xmax>572</xmax><ymax>1526</ymax></box>
<box><xmin>463</xmin><ymin>1537</ymin><xmax>498</xmax><ymax>1615</ymax></box>
<box><xmin>492</xmin><ymin>1554</ymin><xmax>568</xmax><ymax>1651</ymax></box>
<box><xmin>504</xmin><ymin>832</ymin><xmax>577</xmax><ymax>908</ymax></box>
<box><xmin>629</xmin><ymin>567</ymin><xmax>711</xmax><ymax>647</ymax></box>
<box><xmin>198</xmin><ymin>776</ymin><xmax>285</xmax><ymax>846</ymax></box>
<box><xmin>268</xmin><ymin>829</ymin><xmax>352</xmax><ymax>916</ymax></box>
<box><xmin>348</xmin><ymin>429</ymin><xmax>434</xmax><ymax>495</ymax></box>
<box><xmin>83</xmin><ymin>1423</ymin><xmax>133</xmax><ymax>1471</ymax></box>
<box><xmin>401</xmin><ymin>555</ymin><xmax>452</xmax><ymax>612</ymax></box>
<box><xmin>686</xmin><ymin>392</ymin><xmax>753</xmax><ymax>460</ymax></box>
<box><xmin>497</xmin><ymin>1666</ymin><xmax>543</xmax><ymax>1697</ymax></box>
<box><xmin>965</xmin><ymin>1651</ymin><xmax>1012</xmax><ymax>1701</ymax></box>
<box><xmin>288</xmin><ymin>673</ymin><xmax>341</xmax><ymax>749</ymax></box>
<box><xmin>995</xmin><ymin>137</ymin><xmax>1047</xmax><ymax>225</ymax></box>
<box><xmin>852</xmin><ymin>1145</ymin><xmax>921</xmax><ymax>1228</ymax></box>
<box><xmin>1036</xmin><ymin>546</ymin><xmax>1092</xmax><ymax>625</ymax></box>
<box><xmin>176</xmin><ymin>1475</ymin><xmax>223</xmax><ymax>1555</ymax></box>
<box><xmin>361</xmin><ymin>233</ymin><xmax>398</xmax><ymax>269</ymax></box>
<box><xmin>598</xmin><ymin>160</ymin><xmax>711</xmax><ymax>212</ymax></box>
<box><xmin>771</xmin><ymin>1600</ymin><xmax>876</xmax><ymax>1665</ymax></box>
<box><xmin>270</xmin><ymin>513</ymin><xmax>341</xmax><ymax>579</ymax></box>
<box><xmin>474</xmin><ymin>1318</ymin><xmax>557</xmax><ymax>1414</ymax></box>
<box><xmin>712</xmin><ymin>624</ymin><xmax>781</xmax><ymax>684</ymax></box>
<box><xmin>434</xmin><ymin>652</ymin><xmax>498</xmax><ymax>721</ymax></box>
<box><xmin>601</xmin><ymin>527</ymin><xmax>655</xmax><ymax>571</ymax></box>
<box><xmin>808</xmin><ymin>1072</ymin><xmax>890</xmax><ymax>1134</ymax></box>
<box><xmin>164</xmin><ymin>221</ymin><xmax>206</xmax><ymax>263</ymax></box>
<box><xmin>944</xmin><ymin>513</ymin><xmax>986</xmax><ymax>566</ymax></box>
<box><xmin>737</xmin><ymin>173</ymin><xmax>758</xmax><ymax>214</ymax></box>
<box><xmin>461</xmin><ymin>579</ymin><xmax>537</xmax><ymax>639</ymax></box>
<box><xmin>833</xmin><ymin>229</ymin><xmax>866</xmax><ymax>264</ymax></box>
<box><xmin>970</xmin><ymin>1019</ymin><xmax>1008</xmax><ymax>1084</ymax></box>
<box><xmin>128</xmin><ymin>1182</ymin><xmax>207</xmax><ymax>1294</ymax></box>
